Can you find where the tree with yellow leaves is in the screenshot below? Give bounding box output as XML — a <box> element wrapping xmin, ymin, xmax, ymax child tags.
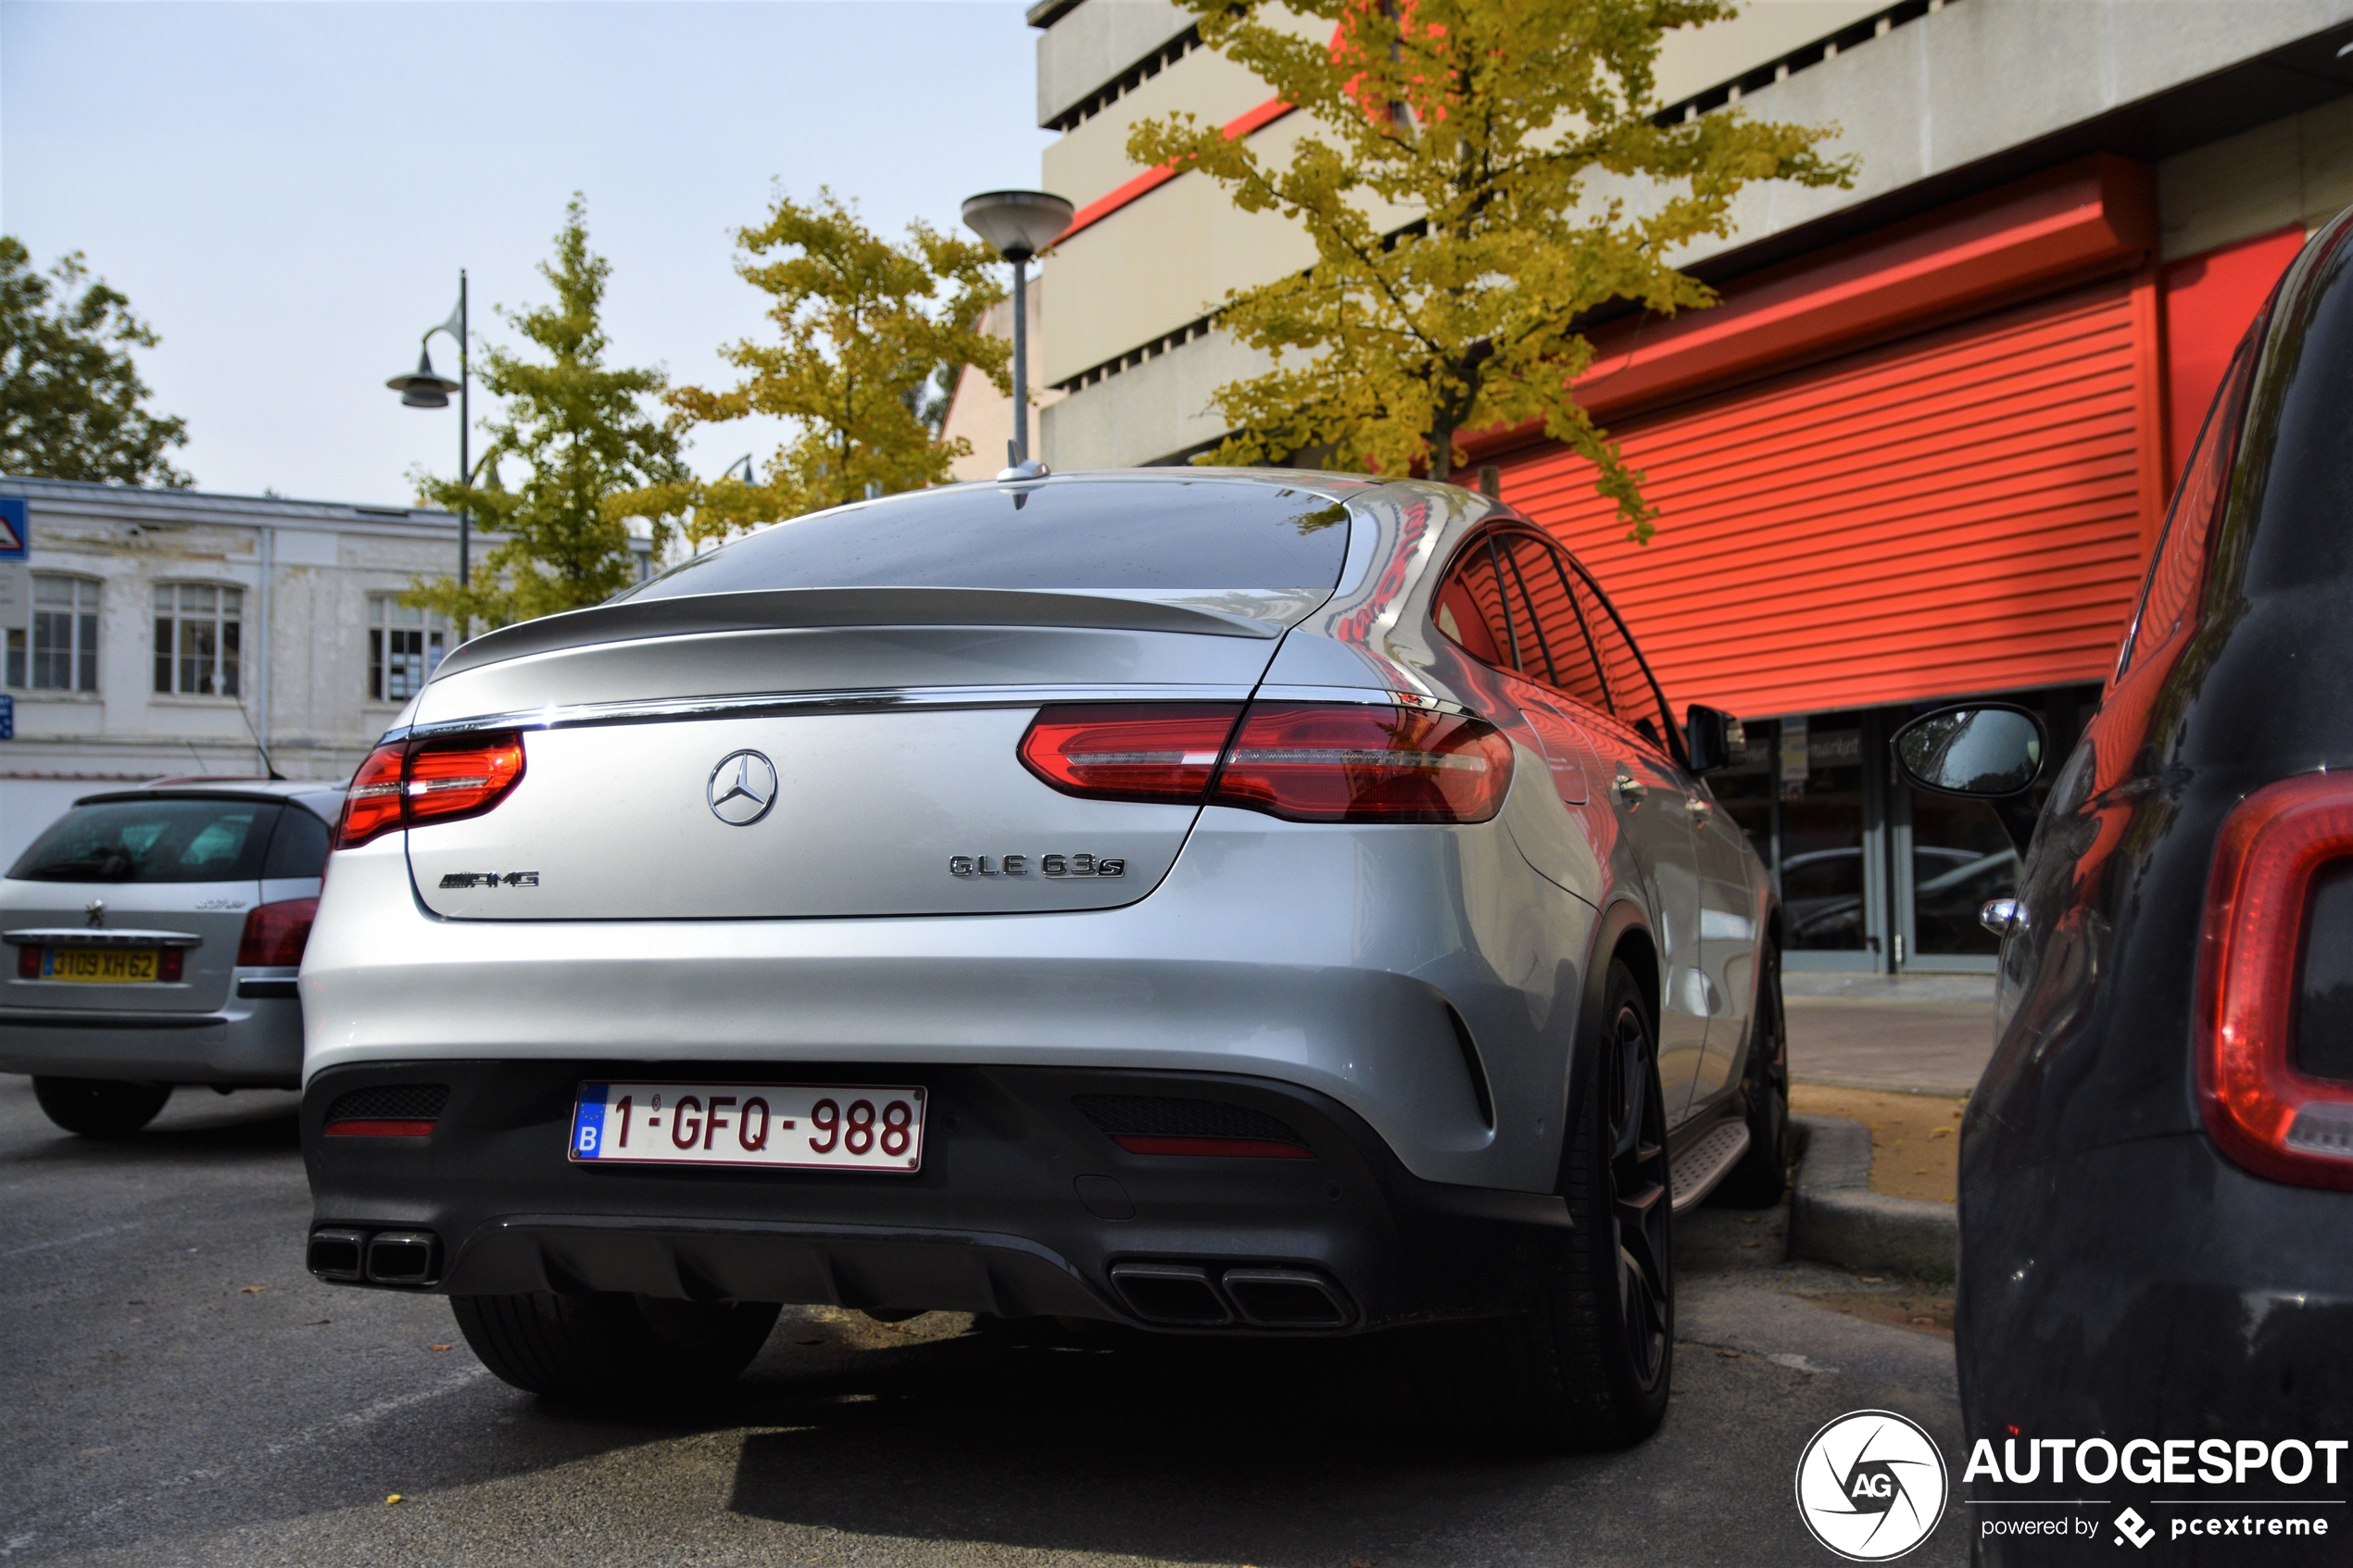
<box><xmin>629</xmin><ymin>191</ymin><xmax>1009</xmax><ymax>546</ymax></box>
<box><xmin>1127</xmin><ymin>0</ymin><xmax>1855</xmax><ymax>539</ymax></box>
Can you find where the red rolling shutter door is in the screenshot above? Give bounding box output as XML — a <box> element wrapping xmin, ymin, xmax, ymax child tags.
<box><xmin>1494</xmin><ymin>277</ymin><xmax>2154</xmax><ymax>719</ymax></box>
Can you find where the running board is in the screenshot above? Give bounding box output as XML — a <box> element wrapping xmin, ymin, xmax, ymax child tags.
<box><xmin>1668</xmin><ymin>1120</ymin><xmax>1751</xmax><ymax>1212</ymax></box>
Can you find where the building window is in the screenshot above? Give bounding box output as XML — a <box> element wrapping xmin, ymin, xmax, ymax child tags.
<box><xmin>369</xmin><ymin>596</ymin><xmax>447</xmax><ymax>701</ymax></box>
<box><xmin>153</xmin><ymin>583</ymin><xmax>242</xmax><ymax>696</ymax></box>
<box><xmin>6</xmin><ymin>575</ymin><xmax>101</xmax><ymax>692</ymax></box>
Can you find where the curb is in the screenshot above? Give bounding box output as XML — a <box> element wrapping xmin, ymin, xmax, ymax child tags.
<box><xmin>1787</xmin><ymin>1114</ymin><xmax>1958</xmax><ymax>1280</ymax></box>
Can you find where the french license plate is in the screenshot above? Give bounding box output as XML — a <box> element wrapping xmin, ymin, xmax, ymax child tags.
<box><xmin>41</xmin><ymin>947</ymin><xmax>158</xmax><ymax>983</ymax></box>
<box><xmin>568</xmin><ymin>1081</ymin><xmax>925</xmax><ymax>1173</ymax></box>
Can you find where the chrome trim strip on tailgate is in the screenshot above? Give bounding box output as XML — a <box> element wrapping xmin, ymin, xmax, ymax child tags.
<box><xmin>0</xmin><ymin>1009</ymin><xmax>230</xmax><ymax>1029</ymax></box>
<box><xmin>393</xmin><ymin>683</ymin><xmax>1260</xmax><ymax>742</ymax></box>
<box><xmin>3</xmin><ymin>928</ymin><xmax>205</xmax><ymax>948</ymax></box>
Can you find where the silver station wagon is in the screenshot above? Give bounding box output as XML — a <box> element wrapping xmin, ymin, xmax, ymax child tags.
<box><xmin>2</xmin><ymin>779</ymin><xmax>337</xmax><ymax>1135</ymax></box>
<box><xmin>300</xmin><ymin>470</ymin><xmax>1784</xmax><ymax>1449</ymax></box>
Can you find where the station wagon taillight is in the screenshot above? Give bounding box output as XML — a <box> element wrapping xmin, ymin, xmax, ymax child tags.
<box><xmin>335</xmin><ymin>732</ymin><xmax>527</xmax><ymax>850</ymax></box>
<box><xmin>2199</xmin><ymin>773</ymin><xmax>2353</xmax><ymax>1190</ymax></box>
<box><xmin>238</xmin><ymin>897</ymin><xmax>319</xmax><ymax>967</ymax></box>
<box><xmin>1018</xmin><ymin>700</ymin><xmax>1514</xmax><ymax>824</ymax></box>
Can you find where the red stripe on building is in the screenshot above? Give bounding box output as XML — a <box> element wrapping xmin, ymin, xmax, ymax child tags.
<box><xmin>1052</xmin><ymin>95</ymin><xmax>1298</xmax><ymax>245</ymax></box>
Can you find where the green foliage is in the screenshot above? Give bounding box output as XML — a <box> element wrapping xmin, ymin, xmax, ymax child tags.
<box><xmin>408</xmin><ymin>197</ymin><xmax>687</xmax><ymax>628</ymax></box>
<box><xmin>1126</xmin><ymin>0</ymin><xmax>1856</xmax><ymax>539</ymax></box>
<box><xmin>626</xmin><ymin>190</ymin><xmax>1007</xmax><ymax>546</ymax></box>
<box><xmin>0</xmin><ymin>236</ymin><xmax>192</xmax><ymax>487</ymax></box>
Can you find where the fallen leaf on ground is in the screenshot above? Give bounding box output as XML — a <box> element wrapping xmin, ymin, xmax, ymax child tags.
<box><xmin>1859</xmin><ymin>1275</ymin><xmax>1884</xmax><ymax>1284</ymax></box>
<box><xmin>1740</xmin><ymin>1216</ymin><xmax>1759</xmax><ymax>1224</ymax></box>
<box><xmin>1741</xmin><ymin>1240</ymin><xmax>1761</xmax><ymax>1249</ymax></box>
<box><xmin>1350</xmin><ymin>1558</ymin><xmax>1375</xmax><ymax>1567</ymax></box>
<box><xmin>239</xmin><ymin>1286</ymin><xmax>265</xmax><ymax>1294</ymax></box>
<box><xmin>1717</xmin><ymin>1348</ymin><xmax>1742</xmax><ymax>1359</ymax></box>
<box><xmin>385</xmin><ymin>1494</ymin><xmax>403</xmax><ymax>1506</ymax></box>
<box><xmin>427</xmin><ymin>1344</ymin><xmax>451</xmax><ymax>1352</ymax></box>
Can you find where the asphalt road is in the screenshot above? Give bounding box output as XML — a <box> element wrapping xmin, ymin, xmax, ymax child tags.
<box><xmin>1</xmin><ymin>1078</ymin><xmax>1969</xmax><ymax>1567</ymax></box>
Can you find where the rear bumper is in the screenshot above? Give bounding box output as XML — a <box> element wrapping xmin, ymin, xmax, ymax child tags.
<box><xmin>0</xmin><ymin>976</ymin><xmax>303</xmax><ymax>1085</ymax></box>
<box><xmin>1960</xmin><ymin>1131</ymin><xmax>2353</xmax><ymax>1437</ymax></box>
<box><xmin>301</xmin><ymin>802</ymin><xmax>1601</xmax><ymax>1193</ymax></box>
<box><xmin>303</xmin><ymin>1058</ymin><xmax>1568</xmax><ymax>1333</ymax></box>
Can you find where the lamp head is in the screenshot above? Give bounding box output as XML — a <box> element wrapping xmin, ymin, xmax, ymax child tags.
<box><xmin>385</xmin><ymin>345</ymin><xmax>461</xmax><ymax>408</ymax></box>
<box><xmin>961</xmin><ymin>190</ymin><xmax>1076</xmax><ymax>264</ymax></box>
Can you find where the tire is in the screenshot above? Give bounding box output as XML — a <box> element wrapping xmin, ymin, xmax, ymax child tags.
<box><xmin>32</xmin><ymin>1077</ymin><xmax>172</xmax><ymax>1137</ymax></box>
<box><xmin>1443</xmin><ymin>957</ymin><xmax>1673</xmax><ymax>1449</ymax></box>
<box><xmin>450</xmin><ymin>1291</ymin><xmax>782</xmax><ymax>1400</ymax></box>
<box><xmin>1710</xmin><ymin>942</ymin><xmax>1790</xmax><ymax>1208</ymax></box>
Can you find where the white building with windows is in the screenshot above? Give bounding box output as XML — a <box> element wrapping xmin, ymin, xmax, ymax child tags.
<box><xmin>0</xmin><ymin>478</ymin><xmax>482</xmax><ymax>865</ymax></box>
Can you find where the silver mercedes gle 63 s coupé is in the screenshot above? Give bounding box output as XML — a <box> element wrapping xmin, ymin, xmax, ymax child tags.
<box><xmin>301</xmin><ymin>470</ymin><xmax>1784</xmax><ymax>1448</ymax></box>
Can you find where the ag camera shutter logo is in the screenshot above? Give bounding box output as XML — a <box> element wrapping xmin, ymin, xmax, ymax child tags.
<box><xmin>1795</xmin><ymin>1409</ymin><xmax>1949</xmax><ymax>1561</ymax></box>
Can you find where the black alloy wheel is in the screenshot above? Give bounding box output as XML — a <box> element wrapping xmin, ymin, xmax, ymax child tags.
<box><xmin>1440</xmin><ymin>958</ymin><xmax>1673</xmax><ymax>1449</ymax></box>
<box><xmin>32</xmin><ymin>1077</ymin><xmax>173</xmax><ymax>1138</ymax></box>
<box><xmin>1600</xmin><ymin>975</ymin><xmax>1674</xmax><ymax>1389</ymax></box>
<box><xmin>1713</xmin><ymin>942</ymin><xmax>1791</xmax><ymax>1207</ymax></box>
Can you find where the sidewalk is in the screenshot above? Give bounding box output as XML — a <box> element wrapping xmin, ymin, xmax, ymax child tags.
<box><xmin>1784</xmin><ymin>976</ymin><xmax>1993</xmax><ymax>1098</ymax></box>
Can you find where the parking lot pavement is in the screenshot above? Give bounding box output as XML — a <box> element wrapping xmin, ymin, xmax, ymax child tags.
<box><xmin>1786</xmin><ymin>999</ymin><xmax>1994</xmax><ymax>1098</ymax></box>
<box><xmin>1</xmin><ymin>1077</ymin><xmax>1968</xmax><ymax>1567</ymax></box>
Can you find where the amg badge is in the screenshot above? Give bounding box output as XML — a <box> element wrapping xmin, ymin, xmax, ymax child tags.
<box><xmin>439</xmin><ymin>872</ymin><xmax>541</xmax><ymax>889</ymax></box>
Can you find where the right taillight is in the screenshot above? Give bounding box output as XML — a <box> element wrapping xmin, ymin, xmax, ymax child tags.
<box><xmin>2199</xmin><ymin>772</ymin><xmax>2353</xmax><ymax>1190</ymax></box>
<box><xmin>1210</xmin><ymin>703</ymin><xmax>1515</xmax><ymax>823</ymax></box>
<box><xmin>1019</xmin><ymin>700</ymin><xmax>1516</xmax><ymax>824</ymax></box>
<box><xmin>238</xmin><ymin>897</ymin><xmax>319</xmax><ymax>967</ymax></box>
<box><xmin>1019</xmin><ymin>705</ymin><xmax>1243</xmax><ymax>804</ymax></box>
<box><xmin>334</xmin><ymin>731</ymin><xmax>527</xmax><ymax>851</ymax></box>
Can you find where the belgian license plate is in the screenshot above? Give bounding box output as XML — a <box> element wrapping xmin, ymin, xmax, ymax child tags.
<box><xmin>42</xmin><ymin>947</ymin><xmax>158</xmax><ymax>983</ymax></box>
<box><xmin>568</xmin><ymin>1081</ymin><xmax>925</xmax><ymax>1173</ymax></box>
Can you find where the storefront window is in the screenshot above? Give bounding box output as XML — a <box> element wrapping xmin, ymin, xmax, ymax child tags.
<box><xmin>1909</xmin><ymin>797</ymin><xmax>2020</xmax><ymax>957</ymax></box>
<box><xmin>1782</xmin><ymin>727</ymin><xmax>1868</xmax><ymax>952</ymax></box>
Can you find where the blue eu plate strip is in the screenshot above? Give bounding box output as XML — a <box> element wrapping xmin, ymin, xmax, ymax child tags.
<box><xmin>572</xmin><ymin>1085</ymin><xmax>610</xmax><ymax>1159</ymax></box>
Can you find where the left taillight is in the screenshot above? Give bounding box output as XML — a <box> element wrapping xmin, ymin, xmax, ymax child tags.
<box><xmin>335</xmin><ymin>731</ymin><xmax>526</xmax><ymax>851</ymax></box>
<box><xmin>2199</xmin><ymin>772</ymin><xmax>2353</xmax><ymax>1190</ymax></box>
<box><xmin>238</xmin><ymin>897</ymin><xmax>318</xmax><ymax>967</ymax></box>
<box><xmin>337</xmin><ymin>740</ymin><xmax>408</xmax><ymax>849</ymax></box>
<box><xmin>1019</xmin><ymin>705</ymin><xmax>1243</xmax><ymax>803</ymax></box>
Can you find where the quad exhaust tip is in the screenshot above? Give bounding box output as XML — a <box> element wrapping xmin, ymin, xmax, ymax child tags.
<box><xmin>1108</xmin><ymin>1261</ymin><xmax>1353</xmax><ymax>1330</ymax></box>
<box><xmin>308</xmin><ymin>1226</ymin><xmax>441</xmax><ymax>1286</ymax></box>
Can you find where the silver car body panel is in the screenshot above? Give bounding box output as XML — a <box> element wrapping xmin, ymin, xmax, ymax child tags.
<box><xmin>305</xmin><ymin>471</ymin><xmax>1774</xmax><ymax>1190</ymax></box>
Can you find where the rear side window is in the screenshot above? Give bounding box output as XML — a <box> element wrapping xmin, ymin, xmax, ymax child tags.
<box><xmin>1433</xmin><ymin>529</ymin><xmax>1679</xmax><ymax>755</ymax></box>
<box><xmin>619</xmin><ymin>479</ymin><xmax>1352</xmax><ymax>599</ymax></box>
<box><xmin>8</xmin><ymin>798</ymin><xmax>282</xmax><ymax>884</ymax></box>
<box><xmin>2116</xmin><ymin>332</ymin><xmax>2259</xmax><ymax>681</ymax></box>
<box><xmin>263</xmin><ymin>805</ymin><xmax>333</xmax><ymax>879</ymax></box>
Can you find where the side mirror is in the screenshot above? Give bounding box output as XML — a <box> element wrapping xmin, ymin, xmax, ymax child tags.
<box><xmin>1685</xmin><ymin>705</ymin><xmax>1746</xmax><ymax>774</ymax></box>
<box><xmin>1891</xmin><ymin>705</ymin><xmax>2046</xmax><ymax>798</ymax></box>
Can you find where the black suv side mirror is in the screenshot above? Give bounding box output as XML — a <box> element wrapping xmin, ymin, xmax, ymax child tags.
<box><xmin>1685</xmin><ymin>706</ymin><xmax>1746</xmax><ymax>774</ymax></box>
<box><xmin>1891</xmin><ymin>704</ymin><xmax>2046</xmax><ymax>798</ymax></box>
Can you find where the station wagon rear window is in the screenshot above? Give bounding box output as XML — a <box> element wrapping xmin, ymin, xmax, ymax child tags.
<box><xmin>619</xmin><ymin>479</ymin><xmax>1353</xmax><ymax>600</ymax></box>
<box><xmin>8</xmin><ymin>798</ymin><xmax>281</xmax><ymax>884</ymax></box>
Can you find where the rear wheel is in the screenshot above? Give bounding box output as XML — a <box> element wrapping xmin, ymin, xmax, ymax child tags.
<box><xmin>450</xmin><ymin>1291</ymin><xmax>781</xmax><ymax>1400</ymax></box>
<box><xmin>32</xmin><ymin>1077</ymin><xmax>172</xmax><ymax>1137</ymax></box>
<box><xmin>1444</xmin><ymin>958</ymin><xmax>1673</xmax><ymax>1449</ymax></box>
<box><xmin>1711</xmin><ymin>942</ymin><xmax>1790</xmax><ymax>1208</ymax></box>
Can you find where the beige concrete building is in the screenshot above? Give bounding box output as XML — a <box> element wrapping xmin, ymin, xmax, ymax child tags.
<box><xmin>0</xmin><ymin>478</ymin><xmax>484</xmax><ymax>864</ymax></box>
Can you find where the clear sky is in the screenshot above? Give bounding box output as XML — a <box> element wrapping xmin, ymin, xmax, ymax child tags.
<box><xmin>0</xmin><ymin>1</ymin><xmax>1051</xmax><ymax>504</ymax></box>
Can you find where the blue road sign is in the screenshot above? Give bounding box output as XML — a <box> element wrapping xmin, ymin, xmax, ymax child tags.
<box><xmin>0</xmin><ymin>693</ymin><xmax>15</xmax><ymax>740</ymax></box>
<box><xmin>0</xmin><ymin>497</ymin><xmax>24</xmax><ymax>559</ymax></box>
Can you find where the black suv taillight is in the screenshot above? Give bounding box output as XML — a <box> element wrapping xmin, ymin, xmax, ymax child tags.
<box><xmin>2200</xmin><ymin>773</ymin><xmax>2353</xmax><ymax>1190</ymax></box>
<box><xmin>336</xmin><ymin>731</ymin><xmax>527</xmax><ymax>850</ymax></box>
<box><xmin>1018</xmin><ymin>700</ymin><xmax>1514</xmax><ymax>824</ymax></box>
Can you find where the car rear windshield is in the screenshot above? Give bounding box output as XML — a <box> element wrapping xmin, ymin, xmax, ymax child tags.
<box><xmin>620</xmin><ymin>478</ymin><xmax>1353</xmax><ymax>600</ymax></box>
<box><xmin>7</xmin><ymin>798</ymin><xmax>282</xmax><ymax>884</ymax></box>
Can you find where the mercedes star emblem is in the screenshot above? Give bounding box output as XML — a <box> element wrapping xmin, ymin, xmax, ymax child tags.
<box><xmin>707</xmin><ymin>750</ymin><xmax>779</xmax><ymax>826</ymax></box>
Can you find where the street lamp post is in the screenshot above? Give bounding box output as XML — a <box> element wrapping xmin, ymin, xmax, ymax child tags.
<box><xmin>384</xmin><ymin>273</ymin><xmax>472</xmax><ymax>637</ymax></box>
<box><xmin>960</xmin><ymin>191</ymin><xmax>1074</xmax><ymax>473</ymax></box>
